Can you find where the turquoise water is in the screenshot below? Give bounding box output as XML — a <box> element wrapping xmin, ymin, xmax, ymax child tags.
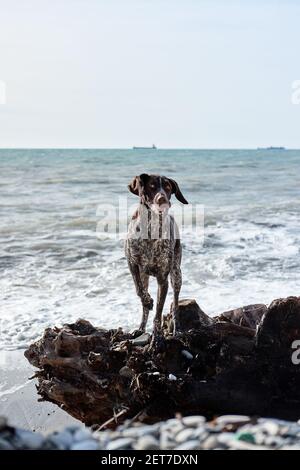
<box><xmin>0</xmin><ymin>149</ymin><xmax>299</xmax><ymax>349</ymax></box>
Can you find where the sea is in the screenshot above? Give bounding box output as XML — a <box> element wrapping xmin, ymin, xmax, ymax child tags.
<box><xmin>0</xmin><ymin>149</ymin><xmax>299</xmax><ymax>350</ymax></box>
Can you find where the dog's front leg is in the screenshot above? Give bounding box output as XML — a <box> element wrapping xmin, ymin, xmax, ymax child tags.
<box><xmin>150</xmin><ymin>275</ymin><xmax>168</xmax><ymax>348</ymax></box>
<box><xmin>128</xmin><ymin>262</ymin><xmax>153</xmax><ymax>332</ymax></box>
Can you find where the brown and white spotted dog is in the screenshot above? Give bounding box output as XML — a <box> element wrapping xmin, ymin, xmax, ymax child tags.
<box><xmin>125</xmin><ymin>173</ymin><xmax>188</xmax><ymax>343</ymax></box>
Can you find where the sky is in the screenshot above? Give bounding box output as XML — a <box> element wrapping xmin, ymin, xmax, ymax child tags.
<box><xmin>0</xmin><ymin>0</ymin><xmax>299</xmax><ymax>148</ymax></box>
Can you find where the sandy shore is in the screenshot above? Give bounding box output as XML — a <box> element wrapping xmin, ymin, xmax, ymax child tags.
<box><xmin>0</xmin><ymin>350</ymin><xmax>81</xmax><ymax>434</ymax></box>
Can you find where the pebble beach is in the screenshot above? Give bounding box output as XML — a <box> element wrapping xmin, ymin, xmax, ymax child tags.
<box><xmin>2</xmin><ymin>414</ymin><xmax>300</xmax><ymax>450</ymax></box>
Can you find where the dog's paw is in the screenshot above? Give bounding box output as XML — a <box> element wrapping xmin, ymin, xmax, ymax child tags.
<box><xmin>142</xmin><ymin>293</ymin><xmax>154</xmax><ymax>310</ymax></box>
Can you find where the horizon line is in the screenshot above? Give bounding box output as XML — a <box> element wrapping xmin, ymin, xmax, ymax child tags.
<box><xmin>0</xmin><ymin>147</ymin><xmax>298</xmax><ymax>151</ymax></box>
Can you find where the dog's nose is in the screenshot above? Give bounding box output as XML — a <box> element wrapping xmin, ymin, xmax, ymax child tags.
<box><xmin>157</xmin><ymin>194</ymin><xmax>167</xmax><ymax>205</ymax></box>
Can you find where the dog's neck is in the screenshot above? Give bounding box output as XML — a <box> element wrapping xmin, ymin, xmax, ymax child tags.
<box><xmin>130</xmin><ymin>202</ymin><xmax>171</xmax><ymax>240</ymax></box>
<box><xmin>137</xmin><ymin>202</ymin><xmax>169</xmax><ymax>221</ymax></box>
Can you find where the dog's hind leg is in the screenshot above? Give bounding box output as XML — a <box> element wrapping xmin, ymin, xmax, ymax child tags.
<box><xmin>170</xmin><ymin>240</ymin><xmax>182</xmax><ymax>334</ymax></box>
<box><xmin>153</xmin><ymin>275</ymin><xmax>169</xmax><ymax>334</ymax></box>
<box><xmin>170</xmin><ymin>265</ymin><xmax>182</xmax><ymax>334</ymax></box>
<box><xmin>139</xmin><ymin>271</ymin><xmax>150</xmax><ymax>332</ymax></box>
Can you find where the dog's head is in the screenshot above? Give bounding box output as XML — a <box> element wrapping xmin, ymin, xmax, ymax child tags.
<box><xmin>128</xmin><ymin>174</ymin><xmax>188</xmax><ymax>213</ymax></box>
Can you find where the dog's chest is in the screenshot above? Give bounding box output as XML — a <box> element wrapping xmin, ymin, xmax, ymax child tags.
<box><xmin>125</xmin><ymin>212</ymin><xmax>179</xmax><ymax>274</ymax></box>
<box><xmin>126</xmin><ymin>238</ymin><xmax>174</xmax><ymax>274</ymax></box>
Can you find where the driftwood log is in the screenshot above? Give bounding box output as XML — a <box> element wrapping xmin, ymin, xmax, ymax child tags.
<box><xmin>25</xmin><ymin>296</ymin><xmax>300</xmax><ymax>427</ymax></box>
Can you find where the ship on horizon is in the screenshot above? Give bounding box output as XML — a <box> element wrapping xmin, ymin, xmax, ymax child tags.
<box><xmin>257</xmin><ymin>146</ymin><xmax>286</xmax><ymax>150</ymax></box>
<box><xmin>133</xmin><ymin>144</ymin><xmax>157</xmax><ymax>150</ymax></box>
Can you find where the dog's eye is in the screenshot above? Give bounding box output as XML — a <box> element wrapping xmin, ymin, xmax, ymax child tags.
<box><xmin>149</xmin><ymin>183</ymin><xmax>156</xmax><ymax>189</ymax></box>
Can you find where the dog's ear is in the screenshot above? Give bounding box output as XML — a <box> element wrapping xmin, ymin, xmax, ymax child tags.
<box><xmin>168</xmin><ymin>178</ymin><xmax>188</xmax><ymax>204</ymax></box>
<box><xmin>128</xmin><ymin>176</ymin><xmax>140</xmax><ymax>196</ymax></box>
<box><xmin>128</xmin><ymin>174</ymin><xmax>149</xmax><ymax>196</ymax></box>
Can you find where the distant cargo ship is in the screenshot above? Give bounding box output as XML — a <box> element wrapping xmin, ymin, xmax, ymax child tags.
<box><xmin>257</xmin><ymin>146</ymin><xmax>286</xmax><ymax>150</ymax></box>
<box><xmin>133</xmin><ymin>144</ymin><xmax>157</xmax><ymax>150</ymax></box>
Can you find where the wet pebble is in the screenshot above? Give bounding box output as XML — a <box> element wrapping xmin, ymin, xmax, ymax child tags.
<box><xmin>263</xmin><ymin>435</ymin><xmax>284</xmax><ymax>448</ymax></box>
<box><xmin>174</xmin><ymin>440</ymin><xmax>200</xmax><ymax>450</ymax></box>
<box><xmin>182</xmin><ymin>415</ymin><xmax>206</xmax><ymax>427</ymax></box>
<box><xmin>119</xmin><ymin>366</ymin><xmax>134</xmax><ymax>378</ymax></box>
<box><xmin>49</xmin><ymin>430</ymin><xmax>73</xmax><ymax>449</ymax></box>
<box><xmin>281</xmin><ymin>444</ymin><xmax>300</xmax><ymax>450</ymax></box>
<box><xmin>168</xmin><ymin>374</ymin><xmax>177</xmax><ymax>381</ymax></box>
<box><xmin>73</xmin><ymin>428</ymin><xmax>94</xmax><ymax>443</ymax></box>
<box><xmin>134</xmin><ymin>435</ymin><xmax>160</xmax><ymax>450</ymax></box>
<box><xmin>70</xmin><ymin>440</ymin><xmax>100</xmax><ymax>450</ymax></box>
<box><xmin>106</xmin><ymin>437</ymin><xmax>134</xmax><ymax>450</ymax></box>
<box><xmin>260</xmin><ymin>420</ymin><xmax>280</xmax><ymax>436</ymax></box>
<box><xmin>159</xmin><ymin>430</ymin><xmax>175</xmax><ymax>450</ymax></box>
<box><xmin>217</xmin><ymin>432</ymin><xmax>236</xmax><ymax>446</ymax></box>
<box><xmin>182</xmin><ymin>350</ymin><xmax>193</xmax><ymax>360</ymax></box>
<box><xmin>131</xmin><ymin>333</ymin><xmax>150</xmax><ymax>346</ymax></box>
<box><xmin>201</xmin><ymin>435</ymin><xmax>219</xmax><ymax>450</ymax></box>
<box><xmin>175</xmin><ymin>428</ymin><xmax>196</xmax><ymax>443</ymax></box>
<box><xmin>215</xmin><ymin>415</ymin><xmax>251</xmax><ymax>427</ymax></box>
<box><xmin>15</xmin><ymin>430</ymin><xmax>45</xmax><ymax>450</ymax></box>
<box><xmin>122</xmin><ymin>425</ymin><xmax>158</xmax><ymax>438</ymax></box>
<box><xmin>0</xmin><ymin>437</ymin><xmax>14</xmax><ymax>450</ymax></box>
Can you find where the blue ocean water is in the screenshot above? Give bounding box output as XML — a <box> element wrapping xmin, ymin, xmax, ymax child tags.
<box><xmin>0</xmin><ymin>149</ymin><xmax>299</xmax><ymax>349</ymax></box>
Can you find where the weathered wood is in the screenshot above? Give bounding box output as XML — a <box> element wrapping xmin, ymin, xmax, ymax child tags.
<box><xmin>216</xmin><ymin>303</ymin><xmax>267</xmax><ymax>329</ymax></box>
<box><xmin>25</xmin><ymin>297</ymin><xmax>300</xmax><ymax>427</ymax></box>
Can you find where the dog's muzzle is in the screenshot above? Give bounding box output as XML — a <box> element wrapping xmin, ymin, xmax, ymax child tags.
<box><xmin>151</xmin><ymin>193</ymin><xmax>170</xmax><ymax>213</ymax></box>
